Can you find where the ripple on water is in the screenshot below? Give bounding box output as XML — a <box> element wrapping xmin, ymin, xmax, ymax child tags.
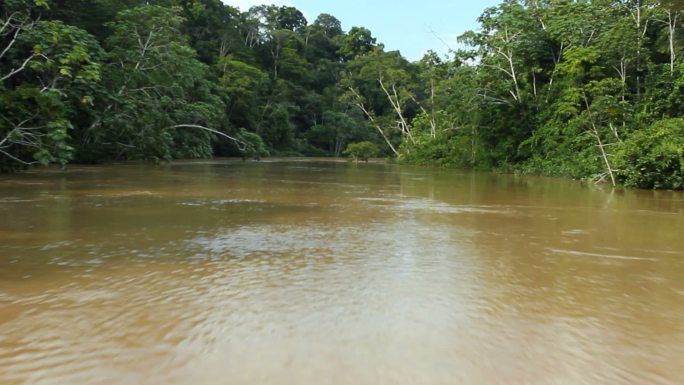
<box><xmin>1</xmin><ymin>161</ymin><xmax>683</xmax><ymax>385</ymax></box>
<box><xmin>357</xmin><ymin>196</ymin><xmax>516</xmax><ymax>215</ymax></box>
<box><xmin>546</xmin><ymin>248</ymin><xmax>660</xmax><ymax>262</ymax></box>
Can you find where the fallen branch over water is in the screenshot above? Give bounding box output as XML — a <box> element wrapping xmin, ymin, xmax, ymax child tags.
<box><xmin>172</xmin><ymin>124</ymin><xmax>249</xmax><ymax>152</ymax></box>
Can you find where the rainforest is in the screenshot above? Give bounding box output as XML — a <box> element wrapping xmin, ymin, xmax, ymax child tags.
<box><xmin>1</xmin><ymin>0</ymin><xmax>683</xmax><ymax>189</ymax></box>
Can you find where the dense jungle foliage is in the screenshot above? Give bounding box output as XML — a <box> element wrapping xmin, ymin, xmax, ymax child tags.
<box><xmin>1</xmin><ymin>0</ymin><xmax>683</xmax><ymax>189</ymax></box>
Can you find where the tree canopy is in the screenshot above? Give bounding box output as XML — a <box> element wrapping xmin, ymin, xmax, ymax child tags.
<box><xmin>1</xmin><ymin>0</ymin><xmax>682</xmax><ymax>189</ymax></box>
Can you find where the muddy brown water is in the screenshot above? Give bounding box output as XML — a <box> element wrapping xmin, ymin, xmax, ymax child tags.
<box><xmin>1</xmin><ymin>159</ymin><xmax>683</xmax><ymax>385</ymax></box>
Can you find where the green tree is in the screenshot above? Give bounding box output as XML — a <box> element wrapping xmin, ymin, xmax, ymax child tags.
<box><xmin>342</xmin><ymin>49</ymin><xmax>418</xmax><ymax>156</ymax></box>
<box><xmin>340</xmin><ymin>26</ymin><xmax>377</xmax><ymax>61</ymax></box>
<box><xmin>344</xmin><ymin>141</ymin><xmax>378</xmax><ymax>162</ymax></box>
<box><xmin>615</xmin><ymin>118</ymin><xmax>684</xmax><ymax>189</ymax></box>
<box><xmin>82</xmin><ymin>5</ymin><xmax>248</xmax><ymax>161</ymax></box>
<box><xmin>1</xmin><ymin>0</ymin><xmax>103</xmax><ymax>169</ymax></box>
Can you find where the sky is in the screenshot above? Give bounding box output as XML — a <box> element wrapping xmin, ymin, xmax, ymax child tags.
<box><xmin>224</xmin><ymin>0</ymin><xmax>501</xmax><ymax>61</ymax></box>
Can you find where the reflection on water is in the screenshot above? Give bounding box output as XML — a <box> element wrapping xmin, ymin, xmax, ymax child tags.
<box><xmin>1</xmin><ymin>159</ymin><xmax>683</xmax><ymax>385</ymax></box>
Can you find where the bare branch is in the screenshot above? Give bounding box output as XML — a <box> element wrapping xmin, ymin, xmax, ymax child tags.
<box><xmin>172</xmin><ymin>124</ymin><xmax>250</xmax><ymax>152</ymax></box>
<box><xmin>0</xmin><ymin>148</ymin><xmax>37</xmax><ymax>165</ymax></box>
<box><xmin>348</xmin><ymin>87</ymin><xmax>399</xmax><ymax>156</ymax></box>
<box><xmin>1</xmin><ymin>54</ymin><xmax>48</xmax><ymax>82</ymax></box>
<box><xmin>378</xmin><ymin>77</ymin><xmax>414</xmax><ymax>144</ymax></box>
<box><xmin>0</xmin><ymin>13</ymin><xmax>19</xmax><ymax>36</ymax></box>
<box><xmin>0</xmin><ymin>24</ymin><xmax>21</xmax><ymax>61</ymax></box>
<box><xmin>582</xmin><ymin>91</ymin><xmax>616</xmax><ymax>187</ymax></box>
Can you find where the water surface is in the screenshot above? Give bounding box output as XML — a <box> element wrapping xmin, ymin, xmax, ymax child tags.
<box><xmin>1</xmin><ymin>160</ymin><xmax>683</xmax><ymax>385</ymax></box>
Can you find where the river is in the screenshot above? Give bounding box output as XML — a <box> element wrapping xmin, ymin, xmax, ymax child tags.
<box><xmin>0</xmin><ymin>159</ymin><xmax>683</xmax><ymax>385</ymax></box>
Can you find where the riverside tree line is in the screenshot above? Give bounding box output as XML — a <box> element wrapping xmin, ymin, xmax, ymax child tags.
<box><xmin>1</xmin><ymin>0</ymin><xmax>683</xmax><ymax>189</ymax></box>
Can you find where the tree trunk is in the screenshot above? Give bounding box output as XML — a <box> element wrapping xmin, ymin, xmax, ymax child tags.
<box><xmin>582</xmin><ymin>92</ymin><xmax>616</xmax><ymax>187</ymax></box>
<box><xmin>348</xmin><ymin>87</ymin><xmax>399</xmax><ymax>156</ymax></box>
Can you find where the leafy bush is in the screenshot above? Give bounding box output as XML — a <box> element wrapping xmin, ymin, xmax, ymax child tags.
<box><xmin>615</xmin><ymin>118</ymin><xmax>684</xmax><ymax>189</ymax></box>
<box><xmin>344</xmin><ymin>141</ymin><xmax>378</xmax><ymax>162</ymax></box>
<box><xmin>238</xmin><ymin>129</ymin><xmax>270</xmax><ymax>160</ymax></box>
<box><xmin>399</xmin><ymin>130</ymin><xmax>482</xmax><ymax>168</ymax></box>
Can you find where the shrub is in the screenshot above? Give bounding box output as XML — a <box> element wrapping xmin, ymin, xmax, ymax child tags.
<box><xmin>344</xmin><ymin>141</ymin><xmax>379</xmax><ymax>162</ymax></box>
<box><xmin>399</xmin><ymin>130</ymin><xmax>482</xmax><ymax>168</ymax></box>
<box><xmin>615</xmin><ymin>118</ymin><xmax>684</xmax><ymax>189</ymax></box>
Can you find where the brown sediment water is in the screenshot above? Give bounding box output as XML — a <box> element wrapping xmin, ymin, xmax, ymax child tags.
<box><xmin>1</xmin><ymin>159</ymin><xmax>682</xmax><ymax>385</ymax></box>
